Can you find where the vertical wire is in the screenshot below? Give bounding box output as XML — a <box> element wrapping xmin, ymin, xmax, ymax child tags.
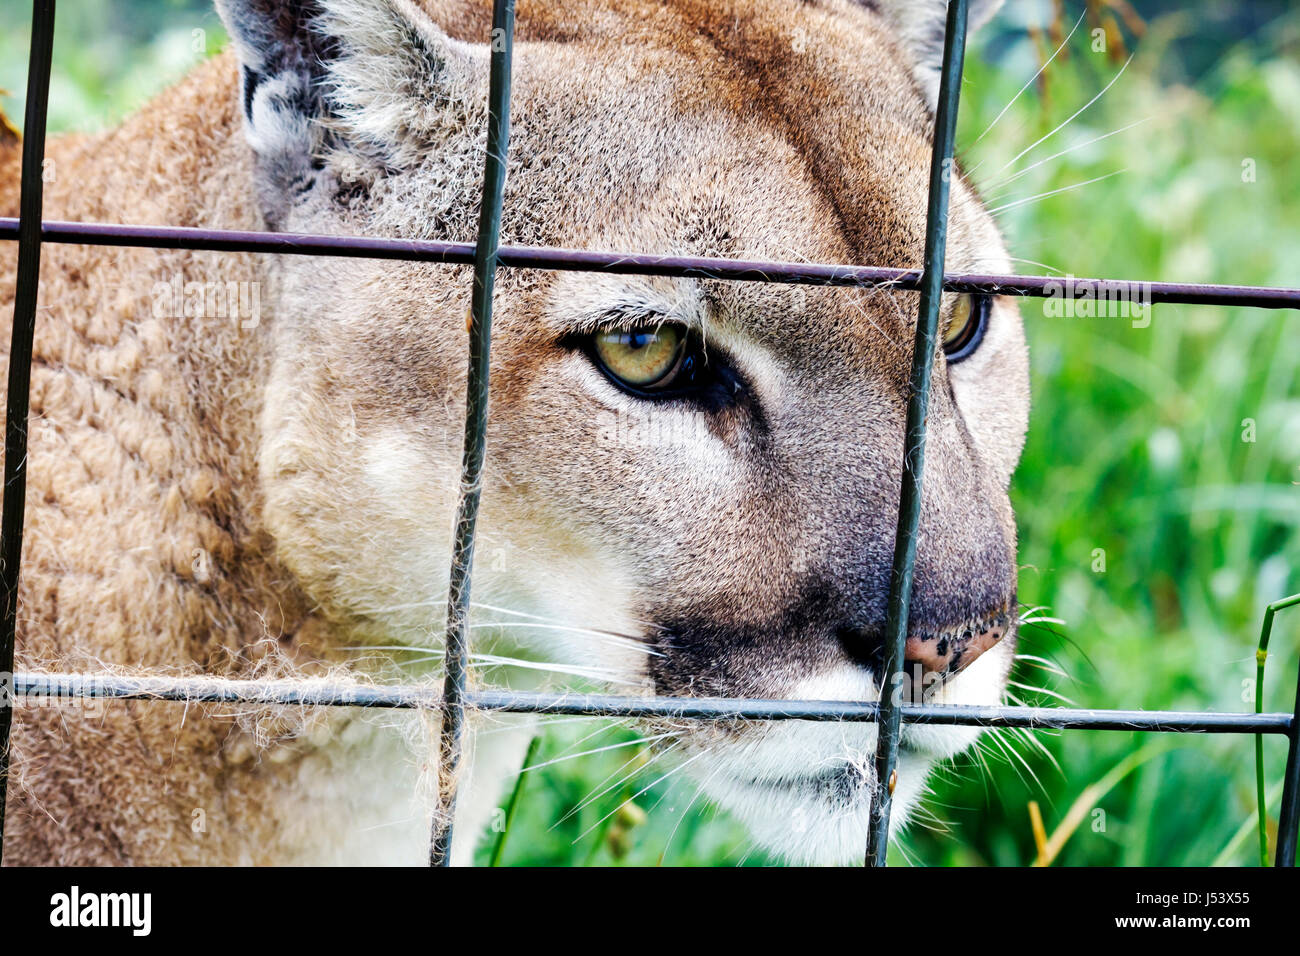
<box><xmin>0</xmin><ymin>0</ymin><xmax>56</xmax><ymax>864</ymax></box>
<box><xmin>865</xmin><ymin>0</ymin><xmax>970</xmax><ymax>867</ymax></box>
<box><xmin>0</xmin><ymin>0</ymin><xmax>1285</xmax><ymax>875</ymax></box>
<box><xmin>1274</xmin><ymin>602</ymin><xmax>1300</xmax><ymax>864</ymax></box>
<box><xmin>429</xmin><ymin>0</ymin><xmax>516</xmax><ymax>867</ymax></box>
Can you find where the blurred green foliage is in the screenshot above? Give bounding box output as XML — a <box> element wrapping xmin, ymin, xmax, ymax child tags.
<box><xmin>2</xmin><ymin>0</ymin><xmax>1297</xmax><ymax>866</ymax></box>
<box><xmin>1</xmin><ymin>0</ymin><xmax>226</xmax><ymax>132</ymax></box>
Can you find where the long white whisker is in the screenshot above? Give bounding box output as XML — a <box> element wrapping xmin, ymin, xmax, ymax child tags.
<box><xmin>1020</xmin><ymin>615</ymin><xmax>1068</xmax><ymax>627</ymax></box>
<box><xmin>469</xmin><ymin>621</ymin><xmax>661</xmax><ymax>656</ymax></box>
<box><xmin>969</xmin><ymin>12</ymin><xmax>1086</xmax><ymax>151</ymax></box>
<box><xmin>340</xmin><ymin>646</ymin><xmax>629</xmax><ymax>683</ymax></box>
<box><xmin>522</xmin><ymin>732</ymin><xmax>676</xmax><ymax>774</ymax></box>
<box><xmin>1020</xmin><ymin>732</ymin><xmax>1062</xmax><ymax>775</ymax></box>
<box><xmin>515</xmin><ymin>718</ymin><xmax>620</xmax><ymax>769</ymax></box>
<box><xmin>659</xmin><ymin>758</ymin><xmax>726</xmax><ymax>864</ymax></box>
<box><xmin>555</xmin><ymin>742</ymin><xmax>679</xmax><ymax>827</ymax></box>
<box><xmin>993</xmin><ymin>54</ymin><xmax>1135</xmax><ymax>178</ymax></box>
<box><xmin>984</xmin><ymin>117</ymin><xmax>1150</xmax><ymax>196</ymax></box>
<box><xmin>467</xmin><ymin>652</ymin><xmax>639</xmax><ymax>685</ymax></box>
<box><xmin>1014</xmin><ymin>652</ymin><xmax>1069</xmax><ymax>678</ymax></box>
<box><xmin>968</xmin><ymin>254</ymin><xmax>1068</xmax><ymax>275</ymax></box>
<box><xmin>573</xmin><ymin>750</ymin><xmax>708</xmax><ymax>844</ymax></box>
<box><xmin>475</xmin><ymin>714</ymin><xmax>603</xmax><ymax>737</ymax></box>
<box><xmin>986</xmin><ymin>169</ymin><xmax>1126</xmax><ymax>215</ymax></box>
<box><xmin>472</xmin><ymin>601</ymin><xmax>661</xmax><ymax>639</ymax></box>
<box><xmin>336</xmin><ymin>644</ymin><xmax>441</xmax><ymax>654</ymax></box>
<box><xmin>1006</xmin><ymin>678</ymin><xmax>1076</xmax><ymax>706</ymax></box>
<box><xmin>985</xmin><ymin>726</ymin><xmax>1045</xmax><ymax>794</ymax></box>
<box><xmin>891</xmin><ymin>834</ymin><xmax>920</xmax><ymax>867</ymax></box>
<box><xmin>1007</xmin><ymin>722</ymin><xmax>1062</xmax><ymax>774</ymax></box>
<box><xmin>349</xmin><ymin>598</ymin><xmax>444</xmax><ymax>615</ymax></box>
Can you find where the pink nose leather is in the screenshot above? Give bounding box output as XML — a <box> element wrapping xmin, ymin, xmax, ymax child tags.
<box><xmin>905</xmin><ymin>620</ymin><xmax>1006</xmax><ymax>678</ymax></box>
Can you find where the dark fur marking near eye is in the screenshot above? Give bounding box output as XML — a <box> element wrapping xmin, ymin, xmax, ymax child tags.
<box><xmin>333</xmin><ymin>179</ymin><xmax>370</xmax><ymax>206</ymax></box>
<box><xmin>242</xmin><ymin>66</ymin><xmax>261</xmax><ymax>119</ymax></box>
<box><xmin>569</xmin><ymin>313</ymin><xmax>770</xmax><ymax>442</ymax></box>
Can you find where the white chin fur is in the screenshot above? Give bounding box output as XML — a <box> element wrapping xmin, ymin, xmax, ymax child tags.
<box><xmin>699</xmin><ymin>744</ymin><xmax>935</xmax><ymax>866</ymax></box>
<box><xmin>686</xmin><ymin>637</ymin><xmax>1014</xmax><ymax>865</ymax></box>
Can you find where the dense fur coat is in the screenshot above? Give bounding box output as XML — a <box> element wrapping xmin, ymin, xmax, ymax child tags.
<box><xmin>1</xmin><ymin>0</ymin><xmax>1025</xmax><ymax>865</ymax></box>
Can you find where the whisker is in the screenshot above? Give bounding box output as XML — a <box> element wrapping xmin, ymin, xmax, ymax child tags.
<box><xmin>573</xmin><ymin>749</ymin><xmax>708</xmax><ymax>844</ymax></box>
<box><xmin>967</xmin><ymin>254</ymin><xmax>1069</xmax><ymax>276</ymax></box>
<box><xmin>983</xmin><ymin>117</ymin><xmax>1151</xmax><ymax>196</ymax></box>
<box><xmin>968</xmin><ymin>11</ymin><xmax>1086</xmax><ymax>152</ymax></box>
<box><xmin>986</xmin><ymin>169</ymin><xmax>1127</xmax><ymax>216</ymax></box>
<box><xmin>659</xmin><ymin>758</ymin><xmax>727</xmax><ymax>864</ymax></box>
<box><xmin>466</xmin><ymin>652</ymin><xmax>638</xmax><ymax>685</ymax></box>
<box><xmin>555</xmin><ymin>742</ymin><xmax>679</xmax><ymax>827</ymax></box>
<box><xmin>890</xmin><ymin>833</ymin><xmax>919</xmax><ymax>866</ymax></box>
<box><xmin>992</xmin><ymin>53</ymin><xmax>1136</xmax><ymax>178</ymax></box>
<box><xmin>475</xmin><ymin>714</ymin><xmax>604</xmax><ymax>738</ymax></box>
<box><xmin>522</xmin><ymin>732</ymin><xmax>675</xmax><ymax>774</ymax></box>
<box><xmin>1006</xmin><ymin>679</ymin><xmax>1076</xmax><ymax>707</ymax></box>
<box><xmin>335</xmin><ymin>644</ymin><xmax>440</xmax><ymax>654</ymax></box>
<box><xmin>1011</xmin><ymin>725</ymin><xmax>1062</xmax><ymax>775</ymax></box>
<box><xmin>515</xmin><ymin>717</ymin><xmax>619</xmax><ymax>766</ymax></box>
<box><xmin>349</xmin><ymin>597</ymin><xmax>445</xmax><ymax>616</ymax></box>
<box><xmin>1014</xmin><ymin>653</ymin><xmax>1070</xmax><ymax>680</ymax></box>
<box><xmin>469</xmin><ymin>621</ymin><xmax>661</xmax><ymax>656</ymax></box>
<box><xmin>985</xmin><ymin>726</ymin><xmax>1044</xmax><ymax>795</ymax></box>
<box><xmin>1014</xmin><ymin>619</ymin><xmax>1098</xmax><ymax>678</ymax></box>
<box><xmin>1020</xmin><ymin>614</ymin><xmax>1068</xmax><ymax>627</ymax></box>
<box><xmin>472</xmin><ymin>601</ymin><xmax>664</xmax><ymax>639</ymax></box>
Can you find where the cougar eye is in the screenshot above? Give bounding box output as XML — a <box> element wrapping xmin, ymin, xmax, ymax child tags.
<box><xmin>942</xmin><ymin>292</ymin><xmax>991</xmax><ymax>362</ymax></box>
<box><xmin>592</xmin><ymin>324</ymin><xmax>694</xmax><ymax>391</ymax></box>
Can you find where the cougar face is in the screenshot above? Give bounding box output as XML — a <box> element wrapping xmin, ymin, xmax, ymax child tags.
<box><xmin>222</xmin><ymin>0</ymin><xmax>1028</xmax><ymax>864</ymax></box>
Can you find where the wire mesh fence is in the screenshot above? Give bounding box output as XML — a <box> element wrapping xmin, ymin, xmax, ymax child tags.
<box><xmin>1</xmin><ymin>0</ymin><xmax>1298</xmax><ymax>867</ymax></box>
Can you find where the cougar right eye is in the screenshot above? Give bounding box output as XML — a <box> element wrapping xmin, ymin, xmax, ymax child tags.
<box><xmin>590</xmin><ymin>324</ymin><xmax>705</xmax><ymax>394</ymax></box>
<box><xmin>942</xmin><ymin>292</ymin><xmax>991</xmax><ymax>362</ymax></box>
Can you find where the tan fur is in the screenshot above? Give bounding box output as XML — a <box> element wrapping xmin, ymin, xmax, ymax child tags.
<box><xmin>1</xmin><ymin>0</ymin><xmax>1028</xmax><ymax>866</ymax></box>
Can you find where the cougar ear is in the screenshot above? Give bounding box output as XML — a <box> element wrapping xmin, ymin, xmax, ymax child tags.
<box><xmin>215</xmin><ymin>0</ymin><xmax>480</xmax><ymax>226</ymax></box>
<box><xmin>868</xmin><ymin>0</ymin><xmax>1004</xmax><ymax>108</ymax></box>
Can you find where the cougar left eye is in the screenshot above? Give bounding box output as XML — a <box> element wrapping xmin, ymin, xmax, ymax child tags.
<box><xmin>942</xmin><ymin>292</ymin><xmax>991</xmax><ymax>362</ymax></box>
<box><xmin>592</xmin><ymin>324</ymin><xmax>698</xmax><ymax>392</ymax></box>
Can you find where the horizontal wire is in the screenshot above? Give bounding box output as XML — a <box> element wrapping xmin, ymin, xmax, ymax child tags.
<box><xmin>10</xmin><ymin>672</ymin><xmax>1293</xmax><ymax>734</ymax></box>
<box><xmin>1</xmin><ymin>217</ymin><xmax>1298</xmax><ymax>309</ymax></box>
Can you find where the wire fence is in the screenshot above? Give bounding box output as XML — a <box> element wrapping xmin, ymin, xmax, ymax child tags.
<box><xmin>1</xmin><ymin>0</ymin><xmax>1298</xmax><ymax>867</ymax></box>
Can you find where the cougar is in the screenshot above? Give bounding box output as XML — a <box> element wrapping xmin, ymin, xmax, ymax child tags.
<box><xmin>0</xmin><ymin>0</ymin><xmax>1028</xmax><ymax>866</ymax></box>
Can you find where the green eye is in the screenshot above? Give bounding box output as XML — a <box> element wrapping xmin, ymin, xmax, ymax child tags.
<box><xmin>593</xmin><ymin>325</ymin><xmax>687</xmax><ymax>389</ymax></box>
<box><xmin>943</xmin><ymin>294</ymin><xmax>974</xmax><ymax>349</ymax></box>
<box><xmin>942</xmin><ymin>292</ymin><xmax>990</xmax><ymax>361</ymax></box>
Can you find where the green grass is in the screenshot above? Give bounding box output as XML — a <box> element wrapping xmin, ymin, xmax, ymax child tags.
<box><xmin>932</xmin><ymin>12</ymin><xmax>1300</xmax><ymax>868</ymax></box>
<box><xmin>5</xmin><ymin>0</ymin><xmax>1298</xmax><ymax>866</ymax></box>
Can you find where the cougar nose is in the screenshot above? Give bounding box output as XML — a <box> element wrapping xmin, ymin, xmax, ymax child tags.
<box><xmin>905</xmin><ymin>619</ymin><xmax>1006</xmax><ymax>678</ymax></box>
<box><xmin>834</xmin><ymin>616</ymin><xmax>1008</xmax><ymax>682</ymax></box>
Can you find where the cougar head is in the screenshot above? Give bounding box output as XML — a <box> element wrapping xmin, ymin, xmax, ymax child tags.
<box><xmin>217</xmin><ymin>0</ymin><xmax>1025</xmax><ymax>864</ymax></box>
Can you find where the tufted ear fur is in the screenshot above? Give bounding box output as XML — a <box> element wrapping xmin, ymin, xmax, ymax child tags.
<box><xmin>867</xmin><ymin>0</ymin><xmax>1004</xmax><ymax>108</ymax></box>
<box><xmin>215</xmin><ymin>0</ymin><xmax>481</xmax><ymax>226</ymax></box>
